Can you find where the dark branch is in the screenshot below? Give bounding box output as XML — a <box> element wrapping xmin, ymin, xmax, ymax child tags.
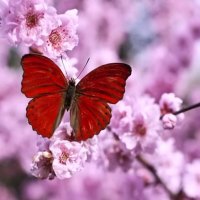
<box><xmin>160</xmin><ymin>102</ymin><xmax>200</xmax><ymax>120</ymax></box>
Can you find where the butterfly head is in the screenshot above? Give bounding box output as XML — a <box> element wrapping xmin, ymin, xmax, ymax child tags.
<box><xmin>69</xmin><ymin>78</ymin><xmax>76</xmax><ymax>85</ymax></box>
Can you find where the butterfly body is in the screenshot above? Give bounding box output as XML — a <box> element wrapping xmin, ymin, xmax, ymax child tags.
<box><xmin>21</xmin><ymin>54</ymin><xmax>132</xmax><ymax>141</ymax></box>
<box><xmin>65</xmin><ymin>79</ymin><xmax>76</xmax><ymax>111</ymax></box>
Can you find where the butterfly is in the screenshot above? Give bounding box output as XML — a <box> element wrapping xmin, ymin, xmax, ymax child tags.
<box><xmin>21</xmin><ymin>54</ymin><xmax>132</xmax><ymax>141</ymax></box>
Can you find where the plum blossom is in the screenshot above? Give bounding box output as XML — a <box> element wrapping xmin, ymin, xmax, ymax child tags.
<box><xmin>110</xmin><ymin>100</ymin><xmax>133</xmax><ymax>134</ymax></box>
<box><xmin>31</xmin><ymin>150</ymin><xmax>54</xmax><ymax>179</ymax></box>
<box><xmin>36</xmin><ymin>136</ymin><xmax>51</xmax><ymax>151</ymax></box>
<box><xmin>183</xmin><ymin>159</ymin><xmax>200</xmax><ymax>198</ymax></box>
<box><xmin>102</xmin><ymin>137</ymin><xmax>135</xmax><ymax>171</ymax></box>
<box><xmin>51</xmin><ymin>122</ymin><xmax>73</xmax><ymax>141</ymax></box>
<box><xmin>0</xmin><ymin>0</ymin><xmax>59</xmax><ymax>46</ymax></box>
<box><xmin>162</xmin><ymin>113</ymin><xmax>177</xmax><ymax>129</ymax></box>
<box><xmin>50</xmin><ymin>140</ymin><xmax>87</xmax><ymax>179</ymax></box>
<box><xmin>31</xmin><ymin>124</ymin><xmax>96</xmax><ymax>180</ymax></box>
<box><xmin>82</xmin><ymin>136</ymin><xmax>99</xmax><ymax>161</ymax></box>
<box><xmin>117</xmin><ymin>96</ymin><xmax>161</xmax><ymax>154</ymax></box>
<box><xmin>39</xmin><ymin>9</ymin><xmax>79</xmax><ymax>59</ymax></box>
<box><xmin>159</xmin><ymin>93</ymin><xmax>184</xmax><ymax>128</ymax></box>
<box><xmin>52</xmin><ymin>122</ymin><xmax>98</xmax><ymax>161</ymax></box>
<box><xmin>159</xmin><ymin>93</ymin><xmax>183</xmax><ymax>115</ymax></box>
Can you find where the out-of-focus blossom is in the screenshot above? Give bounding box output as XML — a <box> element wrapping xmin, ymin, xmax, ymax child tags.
<box><xmin>183</xmin><ymin>159</ymin><xmax>200</xmax><ymax>198</ymax></box>
<box><xmin>101</xmin><ymin>133</ymin><xmax>135</xmax><ymax>171</ymax></box>
<box><xmin>50</xmin><ymin>140</ymin><xmax>87</xmax><ymax>179</ymax></box>
<box><xmin>139</xmin><ymin>46</ymin><xmax>181</xmax><ymax>100</ymax></box>
<box><xmin>159</xmin><ymin>93</ymin><xmax>184</xmax><ymax>126</ymax></box>
<box><xmin>159</xmin><ymin>93</ymin><xmax>183</xmax><ymax>115</ymax></box>
<box><xmin>36</xmin><ymin>136</ymin><xmax>51</xmax><ymax>151</ymax></box>
<box><xmin>110</xmin><ymin>100</ymin><xmax>132</xmax><ymax>134</ymax></box>
<box><xmin>162</xmin><ymin>113</ymin><xmax>177</xmax><ymax>129</ymax></box>
<box><xmin>24</xmin><ymin>164</ymin><xmax>145</xmax><ymax>200</ymax></box>
<box><xmin>31</xmin><ymin>150</ymin><xmax>54</xmax><ymax>179</ymax></box>
<box><xmin>0</xmin><ymin>185</ymin><xmax>17</xmax><ymax>200</ymax></box>
<box><xmin>143</xmin><ymin>186</ymin><xmax>170</xmax><ymax>200</ymax></box>
<box><xmin>150</xmin><ymin>138</ymin><xmax>185</xmax><ymax>193</ymax></box>
<box><xmin>51</xmin><ymin>122</ymin><xmax>73</xmax><ymax>141</ymax></box>
<box><xmin>118</xmin><ymin>96</ymin><xmax>161</xmax><ymax>154</ymax></box>
<box><xmin>69</xmin><ymin>0</ymin><xmax>134</xmax><ymax>68</ymax></box>
<box><xmin>0</xmin><ymin>65</ymin><xmax>37</xmax><ymax>169</ymax></box>
<box><xmin>83</xmin><ymin>136</ymin><xmax>99</xmax><ymax>161</ymax></box>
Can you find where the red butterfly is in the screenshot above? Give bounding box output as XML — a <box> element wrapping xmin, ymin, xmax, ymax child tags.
<box><xmin>21</xmin><ymin>54</ymin><xmax>132</xmax><ymax>141</ymax></box>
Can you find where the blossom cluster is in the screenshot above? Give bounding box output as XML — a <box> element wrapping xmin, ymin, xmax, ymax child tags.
<box><xmin>0</xmin><ymin>0</ymin><xmax>78</xmax><ymax>59</ymax></box>
<box><xmin>1</xmin><ymin>0</ymin><xmax>200</xmax><ymax>200</ymax></box>
<box><xmin>29</xmin><ymin>93</ymin><xmax>184</xmax><ymax>180</ymax></box>
<box><xmin>31</xmin><ymin>123</ymin><xmax>98</xmax><ymax>179</ymax></box>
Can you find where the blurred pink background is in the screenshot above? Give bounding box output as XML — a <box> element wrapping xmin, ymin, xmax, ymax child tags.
<box><xmin>1</xmin><ymin>0</ymin><xmax>200</xmax><ymax>199</ymax></box>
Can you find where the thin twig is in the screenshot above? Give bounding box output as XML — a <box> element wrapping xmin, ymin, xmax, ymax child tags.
<box><xmin>160</xmin><ymin>102</ymin><xmax>200</xmax><ymax>120</ymax></box>
<box><xmin>136</xmin><ymin>155</ymin><xmax>176</xmax><ymax>200</ymax></box>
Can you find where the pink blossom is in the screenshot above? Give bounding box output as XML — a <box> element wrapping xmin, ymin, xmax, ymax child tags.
<box><xmin>102</xmin><ymin>137</ymin><xmax>135</xmax><ymax>171</ymax></box>
<box><xmin>0</xmin><ymin>0</ymin><xmax>59</xmax><ymax>46</ymax></box>
<box><xmin>162</xmin><ymin>113</ymin><xmax>177</xmax><ymax>129</ymax></box>
<box><xmin>39</xmin><ymin>9</ymin><xmax>79</xmax><ymax>59</ymax></box>
<box><xmin>143</xmin><ymin>186</ymin><xmax>170</xmax><ymax>200</ymax></box>
<box><xmin>159</xmin><ymin>93</ymin><xmax>184</xmax><ymax>125</ymax></box>
<box><xmin>36</xmin><ymin>136</ymin><xmax>51</xmax><ymax>151</ymax></box>
<box><xmin>52</xmin><ymin>122</ymin><xmax>73</xmax><ymax>141</ymax></box>
<box><xmin>50</xmin><ymin>140</ymin><xmax>87</xmax><ymax>179</ymax></box>
<box><xmin>110</xmin><ymin>100</ymin><xmax>133</xmax><ymax>134</ymax></box>
<box><xmin>183</xmin><ymin>160</ymin><xmax>200</xmax><ymax>198</ymax></box>
<box><xmin>52</xmin><ymin>122</ymin><xmax>99</xmax><ymax>162</ymax></box>
<box><xmin>118</xmin><ymin>96</ymin><xmax>161</xmax><ymax>154</ymax></box>
<box><xmin>31</xmin><ymin>150</ymin><xmax>54</xmax><ymax>179</ymax></box>
<box><xmin>82</xmin><ymin>136</ymin><xmax>99</xmax><ymax>161</ymax></box>
<box><xmin>159</xmin><ymin>93</ymin><xmax>183</xmax><ymax>114</ymax></box>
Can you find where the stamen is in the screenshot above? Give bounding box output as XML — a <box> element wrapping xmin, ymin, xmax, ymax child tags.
<box><xmin>25</xmin><ymin>11</ymin><xmax>43</xmax><ymax>29</ymax></box>
<box><xmin>134</xmin><ymin>123</ymin><xmax>147</xmax><ymax>137</ymax></box>
<box><xmin>59</xmin><ymin>152</ymin><xmax>69</xmax><ymax>164</ymax></box>
<box><xmin>49</xmin><ymin>30</ymin><xmax>62</xmax><ymax>47</ymax></box>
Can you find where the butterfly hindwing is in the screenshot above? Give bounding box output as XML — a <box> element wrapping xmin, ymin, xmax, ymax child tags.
<box><xmin>21</xmin><ymin>54</ymin><xmax>68</xmax><ymax>98</ymax></box>
<box><xmin>70</xmin><ymin>95</ymin><xmax>111</xmax><ymax>141</ymax></box>
<box><xmin>27</xmin><ymin>93</ymin><xmax>66</xmax><ymax>138</ymax></box>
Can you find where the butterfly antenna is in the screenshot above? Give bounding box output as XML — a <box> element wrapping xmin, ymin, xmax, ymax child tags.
<box><xmin>75</xmin><ymin>58</ymin><xmax>90</xmax><ymax>80</ymax></box>
<box><xmin>61</xmin><ymin>55</ymin><xmax>69</xmax><ymax>79</ymax></box>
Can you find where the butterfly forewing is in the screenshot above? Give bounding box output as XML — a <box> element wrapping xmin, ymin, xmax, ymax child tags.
<box><xmin>76</xmin><ymin>63</ymin><xmax>131</xmax><ymax>103</ymax></box>
<box><xmin>21</xmin><ymin>54</ymin><xmax>68</xmax><ymax>98</ymax></box>
<box><xmin>70</xmin><ymin>63</ymin><xmax>132</xmax><ymax>141</ymax></box>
